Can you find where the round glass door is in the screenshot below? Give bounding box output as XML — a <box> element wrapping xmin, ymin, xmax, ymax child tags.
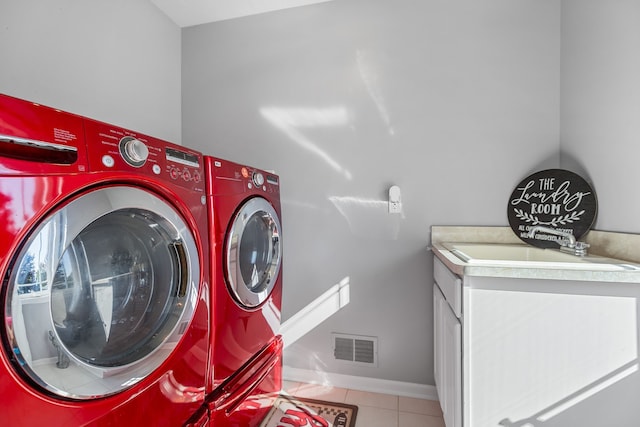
<box><xmin>3</xmin><ymin>186</ymin><xmax>200</xmax><ymax>399</ymax></box>
<box><xmin>225</xmin><ymin>197</ymin><xmax>282</xmax><ymax>309</ymax></box>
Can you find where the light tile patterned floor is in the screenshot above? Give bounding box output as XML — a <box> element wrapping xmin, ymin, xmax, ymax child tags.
<box><xmin>282</xmin><ymin>381</ymin><xmax>445</xmax><ymax>427</ymax></box>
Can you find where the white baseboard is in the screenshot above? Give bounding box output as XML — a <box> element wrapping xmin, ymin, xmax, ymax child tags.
<box><xmin>283</xmin><ymin>366</ymin><xmax>439</xmax><ymax>401</ymax></box>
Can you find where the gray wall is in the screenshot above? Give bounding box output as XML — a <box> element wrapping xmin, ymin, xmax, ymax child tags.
<box><xmin>561</xmin><ymin>0</ymin><xmax>640</xmax><ymax>234</ymax></box>
<box><xmin>182</xmin><ymin>0</ymin><xmax>560</xmax><ymax>385</ymax></box>
<box><xmin>0</xmin><ymin>0</ymin><xmax>182</xmax><ymax>143</ymax></box>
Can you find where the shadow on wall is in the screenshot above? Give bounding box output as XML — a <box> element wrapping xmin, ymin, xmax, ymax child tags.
<box><xmin>280</xmin><ymin>276</ymin><xmax>351</xmax><ymax>348</ymax></box>
<box><xmin>559</xmin><ymin>150</ymin><xmax>592</xmax><ymax>184</ymax></box>
<box><xmin>260</xmin><ymin>106</ymin><xmax>353</xmax><ymax>181</ymax></box>
<box><xmin>328</xmin><ymin>195</ymin><xmax>404</xmax><ymax>241</ymax></box>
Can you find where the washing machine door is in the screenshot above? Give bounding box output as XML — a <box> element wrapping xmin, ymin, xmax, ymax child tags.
<box><xmin>226</xmin><ymin>196</ymin><xmax>282</xmax><ymax>309</ymax></box>
<box><xmin>3</xmin><ymin>186</ymin><xmax>200</xmax><ymax>400</ymax></box>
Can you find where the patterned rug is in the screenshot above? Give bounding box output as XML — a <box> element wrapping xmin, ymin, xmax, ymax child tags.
<box><xmin>259</xmin><ymin>395</ymin><xmax>358</xmax><ymax>427</ymax></box>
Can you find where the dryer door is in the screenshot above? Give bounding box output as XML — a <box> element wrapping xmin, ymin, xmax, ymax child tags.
<box><xmin>3</xmin><ymin>186</ymin><xmax>200</xmax><ymax>399</ymax></box>
<box><xmin>225</xmin><ymin>197</ymin><xmax>282</xmax><ymax>309</ymax></box>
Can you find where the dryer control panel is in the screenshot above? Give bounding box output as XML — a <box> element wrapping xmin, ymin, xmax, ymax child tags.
<box><xmin>84</xmin><ymin>119</ymin><xmax>204</xmax><ymax>192</ymax></box>
<box><xmin>206</xmin><ymin>157</ymin><xmax>279</xmax><ymax>197</ymax></box>
<box><xmin>240</xmin><ymin>165</ymin><xmax>280</xmax><ymax>195</ymax></box>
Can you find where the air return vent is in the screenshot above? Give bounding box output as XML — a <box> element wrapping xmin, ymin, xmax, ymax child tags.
<box><xmin>332</xmin><ymin>333</ymin><xmax>377</xmax><ymax>366</ymax></box>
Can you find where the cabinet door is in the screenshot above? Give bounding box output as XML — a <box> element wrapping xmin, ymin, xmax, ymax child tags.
<box><xmin>434</xmin><ymin>284</ymin><xmax>462</xmax><ymax>427</ymax></box>
<box><xmin>466</xmin><ymin>281</ymin><xmax>640</xmax><ymax>426</ymax></box>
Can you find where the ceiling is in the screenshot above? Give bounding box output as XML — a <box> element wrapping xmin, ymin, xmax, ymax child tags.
<box><xmin>150</xmin><ymin>0</ymin><xmax>335</xmax><ymax>27</ymax></box>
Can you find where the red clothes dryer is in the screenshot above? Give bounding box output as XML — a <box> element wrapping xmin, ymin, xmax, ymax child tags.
<box><xmin>0</xmin><ymin>94</ymin><xmax>210</xmax><ymax>426</ymax></box>
<box><xmin>201</xmin><ymin>156</ymin><xmax>283</xmax><ymax>426</ymax></box>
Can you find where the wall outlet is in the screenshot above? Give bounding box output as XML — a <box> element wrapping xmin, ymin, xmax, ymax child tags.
<box><xmin>388</xmin><ymin>185</ymin><xmax>401</xmax><ymax>214</ymax></box>
<box><xmin>389</xmin><ymin>201</ymin><xmax>402</xmax><ymax>214</ymax></box>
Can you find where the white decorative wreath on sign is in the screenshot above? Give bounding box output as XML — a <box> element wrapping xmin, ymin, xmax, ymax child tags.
<box><xmin>512</xmin><ymin>208</ymin><xmax>585</xmax><ymax>226</ymax></box>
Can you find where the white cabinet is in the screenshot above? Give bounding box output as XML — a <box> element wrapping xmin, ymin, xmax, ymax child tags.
<box><xmin>433</xmin><ymin>255</ymin><xmax>640</xmax><ymax>427</ymax></box>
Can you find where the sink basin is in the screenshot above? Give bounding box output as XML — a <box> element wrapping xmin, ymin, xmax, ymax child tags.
<box><xmin>443</xmin><ymin>242</ymin><xmax>640</xmax><ymax>271</ymax></box>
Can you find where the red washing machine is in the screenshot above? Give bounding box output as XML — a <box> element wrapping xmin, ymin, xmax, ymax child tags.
<box><xmin>0</xmin><ymin>94</ymin><xmax>210</xmax><ymax>426</ymax></box>
<box><xmin>200</xmin><ymin>156</ymin><xmax>283</xmax><ymax>426</ymax></box>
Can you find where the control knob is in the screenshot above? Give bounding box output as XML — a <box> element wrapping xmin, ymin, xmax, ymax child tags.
<box><xmin>253</xmin><ymin>172</ymin><xmax>265</xmax><ymax>187</ymax></box>
<box><xmin>119</xmin><ymin>136</ymin><xmax>149</xmax><ymax>167</ymax></box>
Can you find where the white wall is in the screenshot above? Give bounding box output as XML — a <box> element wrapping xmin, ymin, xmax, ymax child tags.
<box><xmin>0</xmin><ymin>0</ymin><xmax>182</xmax><ymax>142</ymax></box>
<box><xmin>182</xmin><ymin>0</ymin><xmax>560</xmax><ymax>385</ymax></box>
<box><xmin>561</xmin><ymin>0</ymin><xmax>640</xmax><ymax>233</ymax></box>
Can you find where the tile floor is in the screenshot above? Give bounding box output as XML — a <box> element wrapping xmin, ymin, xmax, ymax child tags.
<box><xmin>282</xmin><ymin>381</ymin><xmax>445</xmax><ymax>427</ymax></box>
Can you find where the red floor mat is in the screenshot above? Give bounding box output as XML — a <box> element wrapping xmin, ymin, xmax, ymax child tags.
<box><xmin>259</xmin><ymin>395</ymin><xmax>358</xmax><ymax>427</ymax></box>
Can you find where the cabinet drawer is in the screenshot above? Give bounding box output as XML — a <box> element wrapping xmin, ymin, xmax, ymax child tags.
<box><xmin>434</xmin><ymin>257</ymin><xmax>462</xmax><ymax>318</ymax></box>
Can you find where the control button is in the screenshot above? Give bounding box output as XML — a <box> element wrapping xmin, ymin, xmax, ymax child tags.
<box><xmin>248</xmin><ymin>183</ymin><xmax>253</xmax><ymax>190</ymax></box>
<box><xmin>169</xmin><ymin>168</ymin><xmax>179</xmax><ymax>179</ymax></box>
<box><xmin>119</xmin><ymin>136</ymin><xmax>149</xmax><ymax>167</ymax></box>
<box><xmin>152</xmin><ymin>164</ymin><xmax>161</xmax><ymax>175</ymax></box>
<box><xmin>193</xmin><ymin>171</ymin><xmax>201</xmax><ymax>182</ymax></box>
<box><xmin>102</xmin><ymin>155</ymin><xmax>115</xmax><ymax>168</ymax></box>
<box><xmin>253</xmin><ymin>172</ymin><xmax>265</xmax><ymax>187</ymax></box>
<box><xmin>182</xmin><ymin>168</ymin><xmax>191</xmax><ymax>181</ymax></box>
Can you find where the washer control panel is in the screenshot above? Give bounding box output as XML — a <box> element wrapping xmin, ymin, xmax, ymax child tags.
<box><xmin>84</xmin><ymin>118</ymin><xmax>204</xmax><ymax>191</ymax></box>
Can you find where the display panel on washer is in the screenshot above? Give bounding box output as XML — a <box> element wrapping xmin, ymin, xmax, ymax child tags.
<box><xmin>225</xmin><ymin>197</ymin><xmax>282</xmax><ymax>309</ymax></box>
<box><xmin>3</xmin><ymin>186</ymin><xmax>200</xmax><ymax>400</ymax></box>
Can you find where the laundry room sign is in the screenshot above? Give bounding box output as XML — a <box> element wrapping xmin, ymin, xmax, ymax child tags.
<box><xmin>507</xmin><ymin>169</ymin><xmax>597</xmax><ymax>248</ymax></box>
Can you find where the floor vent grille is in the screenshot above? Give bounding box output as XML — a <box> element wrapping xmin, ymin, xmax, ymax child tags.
<box><xmin>332</xmin><ymin>333</ymin><xmax>377</xmax><ymax>366</ymax></box>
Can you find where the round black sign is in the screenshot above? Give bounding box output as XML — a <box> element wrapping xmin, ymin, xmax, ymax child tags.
<box><xmin>507</xmin><ymin>169</ymin><xmax>597</xmax><ymax>248</ymax></box>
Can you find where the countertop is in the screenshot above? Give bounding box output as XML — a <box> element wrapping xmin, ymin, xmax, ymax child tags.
<box><xmin>431</xmin><ymin>226</ymin><xmax>640</xmax><ymax>283</ymax></box>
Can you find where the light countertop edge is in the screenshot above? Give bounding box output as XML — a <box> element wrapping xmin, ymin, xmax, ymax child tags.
<box><xmin>430</xmin><ymin>226</ymin><xmax>640</xmax><ymax>283</ymax></box>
